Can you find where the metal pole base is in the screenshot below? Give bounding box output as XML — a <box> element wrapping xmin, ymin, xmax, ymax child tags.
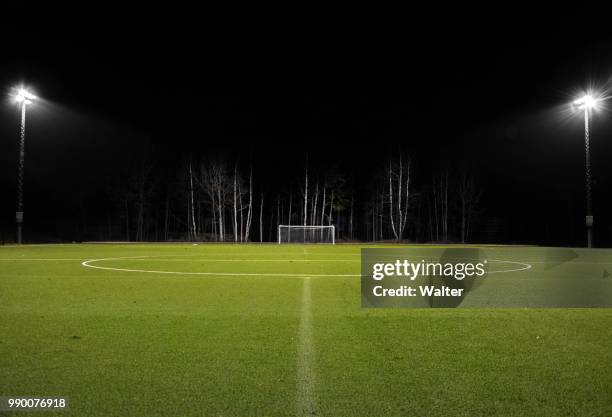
<box><xmin>586</xmin><ymin>216</ymin><xmax>593</xmax><ymax>248</ymax></box>
<box><xmin>587</xmin><ymin>228</ymin><xmax>593</xmax><ymax>249</ymax></box>
<box><xmin>16</xmin><ymin>211</ymin><xmax>23</xmax><ymax>244</ymax></box>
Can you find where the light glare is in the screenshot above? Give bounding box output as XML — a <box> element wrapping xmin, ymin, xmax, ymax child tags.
<box><xmin>573</xmin><ymin>94</ymin><xmax>599</xmax><ymax>110</ymax></box>
<box><xmin>18</xmin><ymin>88</ymin><xmax>37</xmax><ymax>100</ymax></box>
<box><xmin>10</xmin><ymin>86</ymin><xmax>37</xmax><ymax>105</ymax></box>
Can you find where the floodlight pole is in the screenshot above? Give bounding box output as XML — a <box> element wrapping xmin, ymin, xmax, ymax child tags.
<box><xmin>16</xmin><ymin>101</ymin><xmax>27</xmax><ymax>244</ymax></box>
<box><xmin>584</xmin><ymin>107</ymin><xmax>593</xmax><ymax>248</ymax></box>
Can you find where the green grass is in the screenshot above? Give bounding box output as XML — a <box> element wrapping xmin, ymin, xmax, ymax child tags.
<box><xmin>1</xmin><ymin>243</ymin><xmax>612</xmax><ymax>416</ymax></box>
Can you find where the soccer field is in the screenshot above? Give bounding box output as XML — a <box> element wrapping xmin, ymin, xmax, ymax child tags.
<box><xmin>1</xmin><ymin>243</ymin><xmax>612</xmax><ymax>416</ymax></box>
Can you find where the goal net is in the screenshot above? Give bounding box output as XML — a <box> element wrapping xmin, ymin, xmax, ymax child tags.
<box><xmin>278</xmin><ymin>225</ymin><xmax>335</xmax><ymax>244</ymax></box>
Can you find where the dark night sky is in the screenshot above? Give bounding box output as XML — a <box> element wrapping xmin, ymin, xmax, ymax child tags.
<box><xmin>2</xmin><ymin>19</ymin><xmax>612</xmax><ymax>245</ymax></box>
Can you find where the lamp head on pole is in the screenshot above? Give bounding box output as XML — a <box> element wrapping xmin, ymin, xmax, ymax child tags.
<box><xmin>11</xmin><ymin>87</ymin><xmax>37</xmax><ymax>105</ymax></box>
<box><xmin>573</xmin><ymin>94</ymin><xmax>600</xmax><ymax>111</ymax></box>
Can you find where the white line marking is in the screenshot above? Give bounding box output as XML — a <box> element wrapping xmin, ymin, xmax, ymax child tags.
<box><xmin>80</xmin><ymin>257</ymin><xmax>357</xmax><ymax>277</ymax></box>
<box><xmin>297</xmin><ymin>277</ymin><xmax>316</xmax><ymax>416</ymax></box>
<box><xmin>98</xmin><ymin>258</ymin><xmax>360</xmax><ymax>262</ymax></box>
<box><xmin>486</xmin><ymin>259</ymin><xmax>532</xmax><ymax>274</ymax></box>
<box><xmin>80</xmin><ymin>256</ymin><xmax>533</xmax><ymax>277</ymax></box>
<box><xmin>0</xmin><ymin>258</ymin><xmax>83</xmax><ymax>261</ymax></box>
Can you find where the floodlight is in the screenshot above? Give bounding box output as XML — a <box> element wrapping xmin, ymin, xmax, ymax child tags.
<box><xmin>12</xmin><ymin>87</ymin><xmax>37</xmax><ymax>105</ymax></box>
<box><xmin>9</xmin><ymin>85</ymin><xmax>39</xmax><ymax>244</ymax></box>
<box><xmin>570</xmin><ymin>90</ymin><xmax>604</xmax><ymax>248</ymax></box>
<box><xmin>573</xmin><ymin>94</ymin><xmax>599</xmax><ymax>110</ymax></box>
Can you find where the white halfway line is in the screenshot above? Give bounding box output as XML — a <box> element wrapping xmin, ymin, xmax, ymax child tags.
<box><xmin>297</xmin><ymin>277</ymin><xmax>317</xmax><ymax>416</ymax></box>
<box><xmin>0</xmin><ymin>258</ymin><xmax>83</xmax><ymax>261</ymax></box>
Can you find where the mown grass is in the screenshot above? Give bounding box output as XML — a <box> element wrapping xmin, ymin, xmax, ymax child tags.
<box><xmin>1</xmin><ymin>243</ymin><xmax>611</xmax><ymax>416</ymax></box>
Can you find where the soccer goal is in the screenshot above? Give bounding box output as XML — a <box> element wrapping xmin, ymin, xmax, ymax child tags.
<box><xmin>278</xmin><ymin>225</ymin><xmax>335</xmax><ymax>244</ymax></box>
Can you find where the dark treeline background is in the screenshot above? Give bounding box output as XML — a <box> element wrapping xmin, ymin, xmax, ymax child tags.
<box><xmin>2</xmin><ymin>22</ymin><xmax>612</xmax><ymax>246</ymax></box>
<box><xmin>19</xmin><ymin>148</ymin><xmax>482</xmax><ymax>244</ymax></box>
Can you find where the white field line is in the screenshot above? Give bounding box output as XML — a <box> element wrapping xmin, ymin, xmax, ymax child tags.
<box><xmin>88</xmin><ymin>258</ymin><xmax>536</xmax><ymax>272</ymax></box>
<box><xmin>489</xmin><ymin>260</ymin><xmax>612</xmax><ymax>265</ymax></box>
<box><xmin>486</xmin><ymin>259</ymin><xmax>532</xmax><ymax>274</ymax></box>
<box><xmin>0</xmin><ymin>258</ymin><xmax>83</xmax><ymax>261</ymax></box>
<box><xmin>297</xmin><ymin>277</ymin><xmax>316</xmax><ymax>416</ymax></box>
<box><xmin>80</xmin><ymin>257</ymin><xmax>358</xmax><ymax>277</ymax></box>
<box><xmin>94</xmin><ymin>258</ymin><xmax>360</xmax><ymax>262</ymax></box>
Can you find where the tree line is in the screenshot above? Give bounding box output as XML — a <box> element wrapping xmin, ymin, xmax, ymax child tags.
<box><xmin>102</xmin><ymin>153</ymin><xmax>481</xmax><ymax>243</ymax></box>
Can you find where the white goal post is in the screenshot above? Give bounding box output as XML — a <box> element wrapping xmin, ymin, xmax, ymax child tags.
<box><xmin>278</xmin><ymin>225</ymin><xmax>335</xmax><ymax>244</ymax></box>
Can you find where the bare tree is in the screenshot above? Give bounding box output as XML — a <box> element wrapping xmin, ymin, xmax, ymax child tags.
<box><xmin>288</xmin><ymin>190</ymin><xmax>293</xmax><ymax>225</ymax></box>
<box><xmin>320</xmin><ymin>185</ymin><xmax>326</xmax><ymax>226</ymax></box>
<box><xmin>188</xmin><ymin>161</ymin><xmax>197</xmax><ymax>240</ymax></box>
<box><xmin>328</xmin><ymin>190</ymin><xmax>334</xmax><ymax>226</ymax></box>
<box><xmin>259</xmin><ymin>193</ymin><xmax>264</xmax><ymax>243</ymax></box>
<box><xmin>311</xmin><ymin>183</ymin><xmax>318</xmax><ymax>226</ymax></box>
<box><xmin>388</xmin><ymin>154</ymin><xmax>411</xmax><ymax>240</ymax></box>
<box><xmin>200</xmin><ymin>161</ymin><xmax>229</xmax><ymax>242</ymax></box>
<box><xmin>200</xmin><ymin>163</ymin><xmax>218</xmax><ymax>241</ymax></box>
<box><xmin>239</xmin><ymin>175</ymin><xmax>244</xmax><ymax>242</ymax></box>
<box><xmin>276</xmin><ymin>195</ymin><xmax>280</xmax><ymax>231</ymax></box>
<box><xmin>244</xmin><ymin>166</ymin><xmax>253</xmax><ymax>242</ymax></box>
<box><xmin>303</xmin><ymin>164</ymin><xmax>308</xmax><ymax>226</ymax></box>
<box><xmin>233</xmin><ymin>165</ymin><xmax>238</xmax><ymax>242</ymax></box>
<box><xmin>431</xmin><ymin>169</ymin><xmax>449</xmax><ymax>241</ymax></box>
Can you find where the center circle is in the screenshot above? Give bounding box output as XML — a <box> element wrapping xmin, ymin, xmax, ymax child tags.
<box><xmin>81</xmin><ymin>256</ymin><xmax>531</xmax><ymax>277</ymax></box>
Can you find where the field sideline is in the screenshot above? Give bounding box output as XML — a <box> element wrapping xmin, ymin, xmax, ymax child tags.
<box><xmin>1</xmin><ymin>243</ymin><xmax>612</xmax><ymax>416</ymax></box>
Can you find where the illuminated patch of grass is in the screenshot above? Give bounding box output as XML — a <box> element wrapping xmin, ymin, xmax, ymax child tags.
<box><xmin>0</xmin><ymin>244</ymin><xmax>611</xmax><ymax>416</ymax></box>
